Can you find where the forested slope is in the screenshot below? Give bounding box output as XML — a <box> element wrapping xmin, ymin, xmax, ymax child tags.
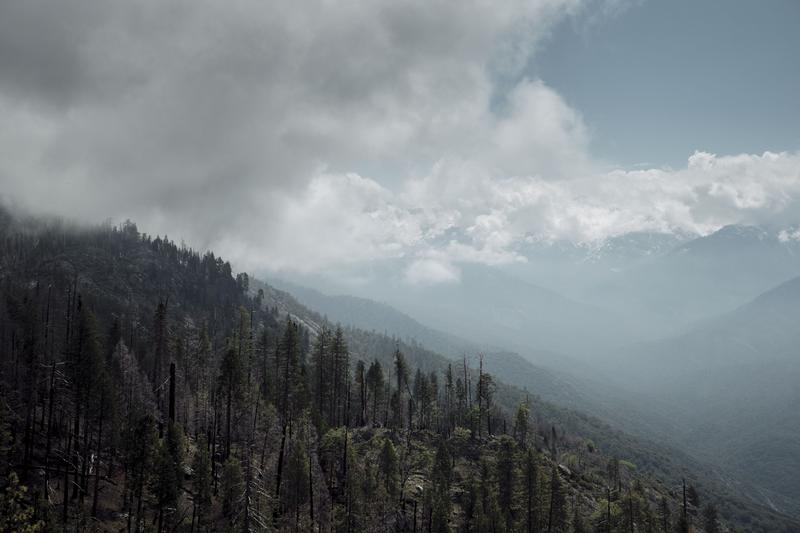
<box><xmin>0</xmin><ymin>211</ymin><xmax>795</xmax><ymax>532</ymax></box>
<box><xmin>254</xmin><ymin>277</ymin><xmax>799</xmax><ymax>532</ymax></box>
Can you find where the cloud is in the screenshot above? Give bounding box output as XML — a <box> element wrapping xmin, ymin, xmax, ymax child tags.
<box><xmin>241</xmin><ymin>150</ymin><xmax>800</xmax><ymax>278</ymax></box>
<box><xmin>404</xmin><ymin>257</ymin><xmax>460</xmax><ymax>286</ymax></box>
<box><xmin>1</xmin><ymin>1</ymin><xmax>799</xmax><ymax>284</ymax></box>
<box><xmin>0</xmin><ymin>0</ymin><xmax>586</xmax><ymax>255</ymax></box>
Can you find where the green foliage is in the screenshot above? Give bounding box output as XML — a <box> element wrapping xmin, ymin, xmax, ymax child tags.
<box><xmin>0</xmin><ymin>472</ymin><xmax>44</xmax><ymax>532</ymax></box>
<box><xmin>496</xmin><ymin>435</ymin><xmax>517</xmax><ymax>526</ymax></box>
<box><xmin>513</xmin><ymin>399</ymin><xmax>530</xmax><ymax>447</ymax></box>
<box><xmin>378</xmin><ymin>438</ymin><xmax>400</xmax><ymax>498</ymax></box>
<box><xmin>283</xmin><ymin>436</ymin><xmax>309</xmax><ymax>515</ymax></box>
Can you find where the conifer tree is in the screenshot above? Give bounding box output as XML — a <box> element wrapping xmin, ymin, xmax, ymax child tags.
<box><xmin>524</xmin><ymin>448</ymin><xmax>540</xmax><ymax>533</ymax></box>
<box><xmin>496</xmin><ymin>435</ymin><xmax>517</xmax><ymax>527</ymax></box>
<box><xmin>514</xmin><ymin>398</ymin><xmax>530</xmax><ymax>447</ymax></box>
<box><xmin>125</xmin><ymin>415</ymin><xmax>157</xmax><ymax>533</ymax></box>
<box><xmin>192</xmin><ymin>435</ymin><xmax>213</xmax><ymax>532</ymax></box>
<box><xmin>659</xmin><ymin>496</ymin><xmax>671</xmax><ymax>533</ymax></box>
<box><xmin>0</xmin><ymin>471</ymin><xmax>44</xmax><ymax>533</ymax></box>
<box><xmin>330</xmin><ymin>326</ymin><xmax>349</xmax><ymax>427</ymax></box>
<box><xmin>219</xmin><ymin>344</ymin><xmax>243</xmax><ymax>460</ymax></box>
<box><xmin>366</xmin><ymin>360</ymin><xmax>385</xmax><ymax>426</ymax></box>
<box><xmin>310</xmin><ymin>326</ymin><xmax>332</xmax><ymax>424</ymax></box>
<box><xmin>284</xmin><ymin>435</ymin><xmax>310</xmax><ymax>530</ymax></box>
<box><xmin>702</xmin><ymin>503</ymin><xmax>720</xmax><ymax>533</ymax></box>
<box><xmin>393</xmin><ymin>349</ymin><xmax>409</xmax><ymax>429</ymax></box>
<box><xmin>547</xmin><ymin>464</ymin><xmax>567</xmax><ymax>533</ymax></box>
<box><xmin>151</xmin><ymin>426</ymin><xmax>182</xmax><ymax>533</ymax></box>
<box><xmin>221</xmin><ymin>457</ymin><xmax>243</xmax><ymax>529</ymax></box>
<box><xmin>379</xmin><ymin>438</ymin><xmax>400</xmax><ymax>498</ymax></box>
<box><xmin>430</xmin><ymin>439</ymin><xmax>453</xmax><ymax>533</ymax></box>
<box><xmin>355</xmin><ymin>359</ymin><xmax>367</xmax><ymax>426</ymax></box>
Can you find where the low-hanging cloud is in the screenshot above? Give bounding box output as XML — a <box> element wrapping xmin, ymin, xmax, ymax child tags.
<box><xmin>247</xmin><ymin>150</ymin><xmax>800</xmax><ymax>283</ymax></box>
<box><xmin>1</xmin><ymin>1</ymin><xmax>798</xmax><ymax>285</ymax></box>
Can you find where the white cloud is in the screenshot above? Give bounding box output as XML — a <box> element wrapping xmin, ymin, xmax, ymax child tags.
<box><xmin>404</xmin><ymin>257</ymin><xmax>460</xmax><ymax>286</ymax></box>
<box><xmin>1</xmin><ymin>2</ymin><xmax>799</xmax><ymax>284</ymax></box>
<box><xmin>240</xmin><ymin>150</ymin><xmax>800</xmax><ymax>279</ymax></box>
<box><xmin>0</xmin><ymin>0</ymin><xmax>588</xmax><ymax>258</ymax></box>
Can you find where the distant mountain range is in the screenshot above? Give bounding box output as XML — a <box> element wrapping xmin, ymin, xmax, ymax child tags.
<box><xmin>611</xmin><ymin>274</ymin><xmax>800</xmax><ymax>517</ymax></box>
<box><xmin>264</xmin><ymin>224</ymin><xmax>800</xmax><ymax>520</ymax></box>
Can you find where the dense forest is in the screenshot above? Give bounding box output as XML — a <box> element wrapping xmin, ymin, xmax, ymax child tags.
<box><xmin>0</xmin><ymin>210</ymin><xmax>786</xmax><ymax>532</ymax></box>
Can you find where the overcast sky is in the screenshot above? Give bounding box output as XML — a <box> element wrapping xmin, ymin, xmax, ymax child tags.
<box><xmin>1</xmin><ymin>0</ymin><xmax>799</xmax><ymax>282</ymax></box>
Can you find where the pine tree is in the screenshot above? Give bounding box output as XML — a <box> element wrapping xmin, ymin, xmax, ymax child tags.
<box><xmin>658</xmin><ymin>496</ymin><xmax>671</xmax><ymax>533</ymax></box>
<box><xmin>219</xmin><ymin>343</ymin><xmax>244</xmax><ymax>460</ymax></box>
<box><xmin>477</xmin><ymin>372</ymin><xmax>494</xmax><ymax>437</ymax></box>
<box><xmin>283</xmin><ymin>435</ymin><xmax>310</xmax><ymax>530</ymax></box>
<box><xmin>379</xmin><ymin>438</ymin><xmax>400</xmax><ymax>498</ymax></box>
<box><xmin>513</xmin><ymin>398</ymin><xmax>530</xmax><ymax>447</ymax></box>
<box><xmin>192</xmin><ymin>435</ymin><xmax>213</xmax><ymax>532</ymax></box>
<box><xmin>524</xmin><ymin>448</ymin><xmax>540</xmax><ymax>533</ymax></box>
<box><xmin>572</xmin><ymin>504</ymin><xmax>588</xmax><ymax>533</ymax></box>
<box><xmin>151</xmin><ymin>428</ymin><xmax>182</xmax><ymax>533</ymax></box>
<box><xmin>0</xmin><ymin>471</ymin><xmax>44</xmax><ymax>532</ymax></box>
<box><xmin>221</xmin><ymin>457</ymin><xmax>243</xmax><ymax>529</ymax></box>
<box><xmin>547</xmin><ymin>464</ymin><xmax>567</xmax><ymax>533</ymax></box>
<box><xmin>431</xmin><ymin>439</ymin><xmax>453</xmax><ymax>533</ymax></box>
<box><xmin>125</xmin><ymin>415</ymin><xmax>157</xmax><ymax>533</ymax></box>
<box><xmin>330</xmin><ymin>326</ymin><xmax>349</xmax><ymax>427</ymax></box>
<box><xmin>413</xmin><ymin>368</ymin><xmax>431</xmax><ymax>430</ymax></box>
<box><xmin>393</xmin><ymin>348</ymin><xmax>409</xmax><ymax>429</ymax></box>
<box><xmin>366</xmin><ymin>360</ymin><xmax>385</xmax><ymax>426</ymax></box>
<box><xmin>703</xmin><ymin>503</ymin><xmax>720</xmax><ymax>533</ymax></box>
<box><xmin>686</xmin><ymin>484</ymin><xmax>700</xmax><ymax>509</ymax></box>
<box><xmin>310</xmin><ymin>326</ymin><xmax>332</xmax><ymax>425</ymax></box>
<box><xmin>496</xmin><ymin>435</ymin><xmax>517</xmax><ymax>528</ymax></box>
<box><xmin>355</xmin><ymin>359</ymin><xmax>367</xmax><ymax>426</ymax></box>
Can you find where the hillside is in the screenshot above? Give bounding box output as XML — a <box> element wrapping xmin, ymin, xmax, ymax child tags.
<box><xmin>265</xmin><ymin>278</ymin><xmax>685</xmax><ymax>446</ymax></box>
<box><xmin>261</xmin><ymin>275</ymin><xmax>800</xmax><ymax>531</ymax></box>
<box><xmin>612</xmin><ymin>275</ymin><xmax>800</xmax><ymax>517</ymax></box>
<box><xmin>584</xmin><ymin>225</ymin><xmax>800</xmax><ymax>334</ymax></box>
<box><xmin>362</xmin><ymin>262</ymin><xmax>636</xmax><ymax>359</ymax></box>
<box><xmin>0</xmin><ymin>212</ymin><xmax>796</xmax><ymax>531</ymax></box>
<box><xmin>265</xmin><ymin>278</ymin><xmax>477</xmax><ymax>360</ymax></box>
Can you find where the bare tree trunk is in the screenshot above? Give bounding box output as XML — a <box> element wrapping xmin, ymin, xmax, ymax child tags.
<box><xmin>211</xmin><ymin>400</ymin><xmax>218</xmax><ymax>495</ymax></box>
<box><xmin>91</xmin><ymin>394</ymin><xmax>105</xmax><ymax>517</ymax></box>
<box><xmin>225</xmin><ymin>380</ymin><xmax>232</xmax><ymax>459</ymax></box>
<box><xmin>44</xmin><ymin>361</ymin><xmax>56</xmax><ymax>499</ymax></box>
<box><xmin>309</xmin><ymin>451</ymin><xmax>315</xmax><ymax>531</ymax></box>
<box><xmin>169</xmin><ymin>362</ymin><xmax>176</xmax><ymax>423</ymax></box>
<box><xmin>62</xmin><ymin>426</ymin><xmax>72</xmax><ymax>527</ymax></box>
<box><xmin>274</xmin><ymin>422</ymin><xmax>288</xmax><ymax>522</ymax></box>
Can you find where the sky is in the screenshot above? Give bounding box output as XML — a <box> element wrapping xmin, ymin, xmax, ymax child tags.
<box><xmin>1</xmin><ymin>0</ymin><xmax>799</xmax><ymax>283</ymax></box>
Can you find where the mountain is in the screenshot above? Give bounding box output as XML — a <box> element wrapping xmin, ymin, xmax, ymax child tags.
<box><xmin>267</xmin><ymin>278</ymin><xmax>686</xmax><ymax>441</ymax></box>
<box><xmin>3</xmin><ymin>208</ymin><xmax>796</xmax><ymax>530</ymax></box>
<box><xmin>611</xmin><ymin>275</ymin><xmax>800</xmax><ymax>517</ymax></box>
<box><xmin>267</xmin><ymin>225</ymin><xmax>800</xmax><ymax>366</ymax></box>
<box><xmin>583</xmin><ymin>225</ymin><xmax>800</xmax><ymax>335</ymax></box>
<box><xmin>505</xmin><ymin>231</ymin><xmax>692</xmax><ymax>296</ymax></box>
<box><xmin>265</xmin><ymin>278</ymin><xmax>477</xmax><ymax>358</ymax></box>
<box><xmin>265</xmin><ymin>275</ymin><xmax>800</xmax><ymax>527</ymax></box>
<box><xmin>259</xmin><ymin>275</ymin><xmax>799</xmax><ymax>531</ymax></box>
<box><xmin>378</xmin><ymin>262</ymin><xmax>637</xmax><ymax>359</ymax></box>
